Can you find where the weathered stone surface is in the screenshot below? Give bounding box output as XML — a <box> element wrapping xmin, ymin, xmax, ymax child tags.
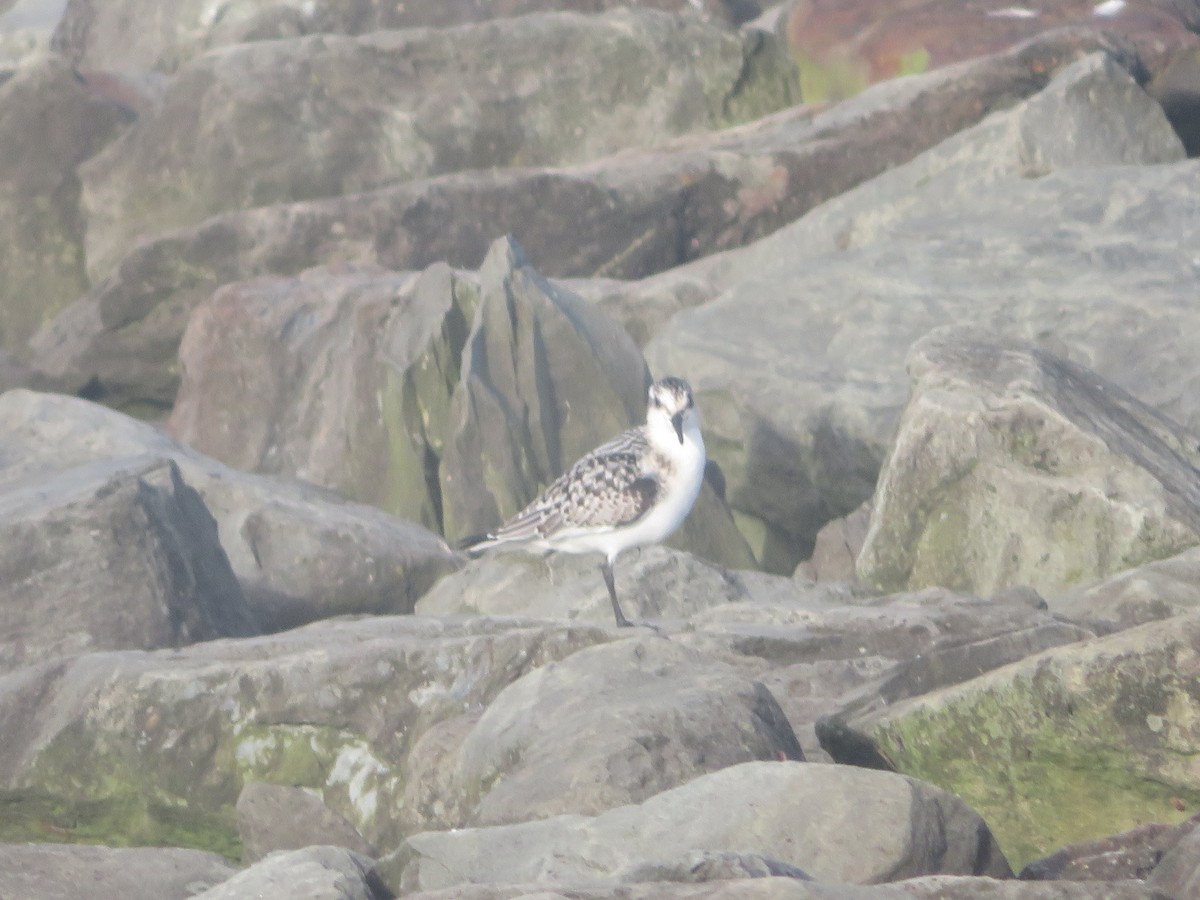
<box><xmin>26</xmin><ymin>28</ymin><xmax>1132</xmax><ymax>415</ymax></box>
<box><xmin>1021</xmin><ymin>820</ymin><xmax>1180</xmax><ymax>881</ymax></box>
<box><xmin>1149</xmin><ymin>814</ymin><xmax>1200</xmax><ymax>897</ymax></box>
<box><xmin>0</xmin><ymin>454</ymin><xmax>258</xmax><ymax>673</ymax></box>
<box><xmin>74</xmin><ymin>10</ymin><xmax>797</xmax><ymax>282</ymax></box>
<box><xmin>782</xmin><ymin>0</ymin><xmax>1198</xmax><ymax>102</ymax></box>
<box><xmin>236</xmin><ymin>781</ymin><xmax>376</xmax><ymax>863</ymax></box>
<box><xmin>50</xmin><ymin>0</ymin><xmax>764</xmax><ymax>74</ymax></box>
<box><xmin>856</xmin><ymin>329</ymin><xmax>1200</xmax><ymax>596</ymax></box>
<box><xmin>684</xmin><ymin>582</ymin><xmax>1091</xmax><ymax>761</ymax></box>
<box><xmin>416</xmin><ymin>545</ymin><xmax>749</xmax><ymax>625</ymax></box>
<box><xmin>0</xmin><ymin>54</ymin><xmax>130</xmax><ymax>354</ymax></box>
<box><xmin>192</xmin><ymin>846</ymin><xmax>387</xmax><ymax>900</ymax></box>
<box><xmin>389</xmin><ymin>761</ymin><xmax>1011</xmax><ymax>892</ymax></box>
<box><xmin>444</xmin><ymin>636</ymin><xmax>803</xmax><ymax>828</ymax></box>
<box><xmin>0</xmin><ymin>617</ymin><xmax>611</xmax><ymax>855</ymax></box>
<box><xmin>617</xmin><ymin>850</ymin><xmax>812</xmax><ymax>883</ymax></box>
<box><xmin>861</xmin><ymin>609</ymin><xmax>1200</xmax><ymax>871</ymax></box>
<box><xmin>0</xmin><ymin>389</ymin><xmax>459</xmax><ymax>632</ymax></box>
<box><xmin>642</xmin><ymin>51</ymin><xmax>1193</xmax><ymax>571</ymax></box>
<box><xmin>401</xmin><ymin>877</ymin><xmax>1175</xmax><ymax>899</ymax></box>
<box><xmin>165</xmin><ymin>239</ymin><xmax>753</xmax><ymax>568</ymax></box>
<box><xmin>795</xmin><ymin>501</ymin><xmax>871</xmax><ymax>582</ymax></box>
<box><xmin>0</xmin><ymin>843</ymin><xmax>234</xmax><ymax>900</ymax></box>
<box><xmin>1048</xmin><ymin>545</ymin><xmax>1200</xmax><ymax>634</ymax></box>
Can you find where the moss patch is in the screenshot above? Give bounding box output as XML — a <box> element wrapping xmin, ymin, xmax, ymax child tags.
<box><xmin>873</xmin><ymin>652</ymin><xmax>1200</xmax><ymax>870</ymax></box>
<box><xmin>0</xmin><ymin>788</ymin><xmax>241</xmax><ymax>861</ymax></box>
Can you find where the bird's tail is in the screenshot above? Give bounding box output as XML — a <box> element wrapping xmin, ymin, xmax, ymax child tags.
<box><xmin>458</xmin><ymin>532</ymin><xmax>500</xmax><ymax>556</ymax></box>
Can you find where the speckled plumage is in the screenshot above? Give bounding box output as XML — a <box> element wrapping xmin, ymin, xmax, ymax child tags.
<box><xmin>489</xmin><ymin>428</ymin><xmax>668</xmax><ymax>543</ymax></box>
<box><xmin>463</xmin><ymin>376</ymin><xmax>706</xmax><ymax>628</ymax></box>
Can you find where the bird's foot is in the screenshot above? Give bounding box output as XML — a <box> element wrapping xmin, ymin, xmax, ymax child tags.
<box><xmin>617</xmin><ymin>617</ymin><xmax>664</xmax><ymax>635</ymax></box>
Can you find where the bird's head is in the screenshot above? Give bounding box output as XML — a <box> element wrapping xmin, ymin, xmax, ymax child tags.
<box><xmin>647</xmin><ymin>376</ymin><xmax>697</xmax><ymax>445</ymax></box>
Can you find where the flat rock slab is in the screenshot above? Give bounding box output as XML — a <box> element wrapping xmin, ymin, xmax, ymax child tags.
<box><xmin>0</xmin><ymin>842</ymin><xmax>234</xmax><ymax>900</ymax></box>
<box><xmin>416</xmin><ymin>545</ymin><xmax>750</xmax><ymax>624</ymax></box>
<box><xmin>389</xmin><ymin>761</ymin><xmax>1010</xmax><ymax>892</ymax></box>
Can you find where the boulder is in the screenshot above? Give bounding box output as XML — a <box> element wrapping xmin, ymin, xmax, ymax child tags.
<box><xmin>388</xmin><ymin>761</ymin><xmax>1011</xmax><ymax>892</ymax></box>
<box><xmin>416</xmin><ymin>545</ymin><xmax>749</xmax><ymax>625</ymax></box>
<box><xmin>192</xmin><ymin>846</ymin><xmax>387</xmax><ymax>900</ymax></box>
<box><xmin>400</xmin><ymin>878</ymin><xmax>1177</xmax><ymax>898</ymax></box>
<box><xmin>1021</xmin><ymin>820</ymin><xmax>1183</xmax><ymax>881</ymax></box>
<box><xmin>0</xmin><ymin>455</ymin><xmax>257</xmax><ymax>673</ymax></box>
<box><xmin>1149</xmin><ymin>814</ymin><xmax>1200</xmax><ymax>897</ymax></box>
<box><xmin>0</xmin><ymin>617</ymin><xmax>610</xmax><ymax>854</ymax></box>
<box><xmin>0</xmin><ymin>389</ymin><xmax>460</xmax><ymax>632</ymax></box>
<box><xmin>0</xmin><ymin>55</ymin><xmax>130</xmax><ymax>354</ymax></box>
<box><xmin>443</xmin><ymin>636</ymin><xmax>803</xmax><ymax>827</ymax></box>
<box><xmin>50</xmin><ymin>0</ymin><xmax>764</xmax><ymax>74</ymax></box>
<box><xmin>856</xmin><ymin>329</ymin><xmax>1200</xmax><ymax>596</ymax></box>
<box><xmin>642</xmin><ymin>51</ymin><xmax>1193</xmax><ymax>571</ymax></box>
<box><xmin>0</xmin><ymin>843</ymin><xmax>234</xmax><ymax>900</ymax></box>
<box><xmin>75</xmin><ymin>9</ymin><xmax>797</xmax><ymax>282</ymax></box>
<box><xmin>1048</xmin><ymin>545</ymin><xmax>1200</xmax><ymax>633</ymax></box>
<box><xmin>783</xmin><ymin>0</ymin><xmax>1198</xmax><ymax>101</ymax></box>
<box><xmin>683</xmin><ymin>582</ymin><xmax>1092</xmax><ymax>761</ymax></box>
<box><xmin>859</xmin><ymin>609</ymin><xmax>1200</xmax><ymax>871</ymax></box>
<box><xmin>236</xmin><ymin>781</ymin><xmax>376</xmax><ymax>863</ymax></box>
<box><xmin>165</xmin><ymin>238</ymin><xmax>753</xmax><ymax>567</ymax></box>
<box><xmin>26</xmin><ymin>28</ymin><xmax>1132</xmax><ymax>414</ymax></box>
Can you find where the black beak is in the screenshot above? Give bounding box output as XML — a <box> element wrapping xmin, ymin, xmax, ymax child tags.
<box><xmin>671</xmin><ymin>412</ymin><xmax>685</xmax><ymax>444</ymax></box>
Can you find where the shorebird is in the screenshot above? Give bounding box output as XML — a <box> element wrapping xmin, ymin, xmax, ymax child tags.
<box><xmin>462</xmin><ymin>377</ymin><xmax>706</xmax><ymax>628</ymax></box>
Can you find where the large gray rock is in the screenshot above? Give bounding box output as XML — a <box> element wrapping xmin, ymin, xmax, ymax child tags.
<box><xmin>0</xmin><ymin>843</ymin><xmax>234</xmax><ymax>900</ymax></box>
<box><xmin>193</xmin><ymin>846</ymin><xmax>387</xmax><ymax>900</ymax></box>
<box><xmin>857</xmin><ymin>608</ymin><xmax>1200</xmax><ymax>873</ymax></box>
<box><xmin>390</xmin><ymin>761</ymin><xmax>1011</xmax><ymax>892</ymax></box>
<box><xmin>0</xmin><ymin>389</ymin><xmax>459</xmax><ymax>632</ymax></box>
<box><xmin>399</xmin><ymin>878</ymin><xmax>1170</xmax><ymax>899</ymax></box>
<box><xmin>856</xmin><ymin>329</ymin><xmax>1200</xmax><ymax>596</ymax></box>
<box><xmin>236</xmin><ymin>781</ymin><xmax>376</xmax><ymax>863</ymax></box>
<box><xmin>681</xmin><ymin>581</ymin><xmax>1092</xmax><ymax>761</ymax></box>
<box><xmin>1048</xmin><ymin>544</ymin><xmax>1200</xmax><ymax>633</ymax></box>
<box><xmin>0</xmin><ymin>617</ymin><xmax>610</xmax><ymax>854</ymax></box>
<box><xmin>74</xmin><ymin>9</ymin><xmax>797</xmax><ymax>282</ymax></box>
<box><xmin>416</xmin><ymin>545</ymin><xmax>749</xmax><ymax>625</ymax></box>
<box><xmin>0</xmin><ymin>55</ymin><xmax>130</xmax><ymax>354</ymax></box>
<box><xmin>0</xmin><ymin>454</ymin><xmax>257</xmax><ymax>673</ymax></box>
<box><xmin>442</xmin><ymin>636</ymin><xmax>803</xmax><ymax>828</ymax></box>
<box><xmin>641</xmin><ymin>51</ymin><xmax>1194</xmax><ymax>571</ymax></box>
<box><xmin>50</xmin><ymin>0</ymin><xmax>763</xmax><ymax>74</ymax></box>
<box><xmin>25</xmin><ymin>28</ymin><xmax>1122</xmax><ymax>415</ymax></box>
<box><xmin>165</xmin><ymin>239</ymin><xmax>753</xmax><ymax>568</ymax></box>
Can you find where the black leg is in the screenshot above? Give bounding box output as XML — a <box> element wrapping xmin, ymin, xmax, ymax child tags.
<box><xmin>600</xmin><ymin>559</ymin><xmax>633</xmax><ymax>628</ymax></box>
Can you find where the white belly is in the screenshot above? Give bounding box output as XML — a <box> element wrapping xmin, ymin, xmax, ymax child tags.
<box><xmin>548</xmin><ymin>426</ymin><xmax>706</xmax><ymax>560</ymax></box>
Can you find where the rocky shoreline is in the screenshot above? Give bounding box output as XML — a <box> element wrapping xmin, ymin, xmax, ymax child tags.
<box><xmin>2</xmin><ymin>1</ymin><xmax>1200</xmax><ymax>898</ymax></box>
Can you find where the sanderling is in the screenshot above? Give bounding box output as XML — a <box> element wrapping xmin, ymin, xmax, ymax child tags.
<box><xmin>462</xmin><ymin>376</ymin><xmax>706</xmax><ymax>628</ymax></box>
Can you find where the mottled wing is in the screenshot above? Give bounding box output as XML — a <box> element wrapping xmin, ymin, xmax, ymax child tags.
<box><xmin>490</xmin><ymin>428</ymin><xmax>658</xmax><ymax>541</ymax></box>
